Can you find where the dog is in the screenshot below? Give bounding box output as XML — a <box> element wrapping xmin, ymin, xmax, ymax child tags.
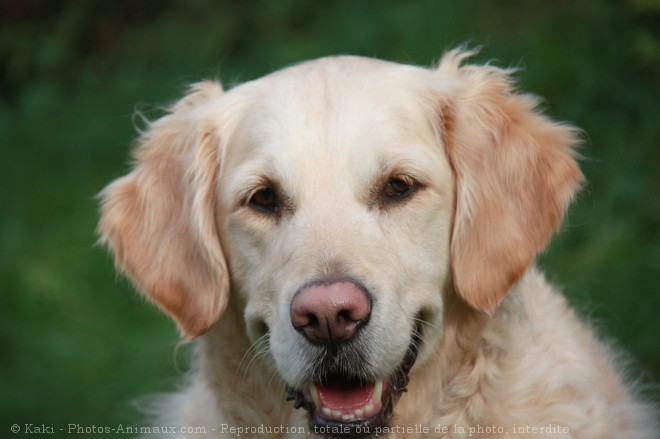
<box><xmin>98</xmin><ymin>49</ymin><xmax>656</xmax><ymax>438</ymax></box>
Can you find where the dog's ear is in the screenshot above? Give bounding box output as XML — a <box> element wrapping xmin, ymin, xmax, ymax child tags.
<box><xmin>98</xmin><ymin>81</ymin><xmax>228</xmax><ymax>338</ymax></box>
<box><xmin>436</xmin><ymin>50</ymin><xmax>583</xmax><ymax>313</ymax></box>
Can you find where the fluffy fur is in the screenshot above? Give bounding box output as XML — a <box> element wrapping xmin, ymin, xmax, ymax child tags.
<box><xmin>99</xmin><ymin>50</ymin><xmax>656</xmax><ymax>438</ymax></box>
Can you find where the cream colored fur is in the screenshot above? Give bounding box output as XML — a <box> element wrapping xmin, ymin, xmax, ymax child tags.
<box><xmin>99</xmin><ymin>50</ymin><xmax>656</xmax><ymax>438</ymax></box>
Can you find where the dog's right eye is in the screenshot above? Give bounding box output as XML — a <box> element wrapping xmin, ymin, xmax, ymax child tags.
<box><xmin>249</xmin><ymin>187</ymin><xmax>278</xmax><ymax>213</ymax></box>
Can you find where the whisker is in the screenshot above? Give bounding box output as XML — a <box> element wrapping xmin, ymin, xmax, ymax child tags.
<box><xmin>233</xmin><ymin>331</ymin><xmax>270</xmax><ymax>383</ymax></box>
<box><xmin>265</xmin><ymin>360</ymin><xmax>285</xmax><ymax>392</ymax></box>
<box><xmin>241</xmin><ymin>342</ymin><xmax>272</xmax><ymax>389</ymax></box>
<box><xmin>413</xmin><ymin>316</ymin><xmax>439</xmax><ymax>331</ymax></box>
<box><xmin>233</xmin><ymin>332</ymin><xmax>271</xmax><ymax>389</ymax></box>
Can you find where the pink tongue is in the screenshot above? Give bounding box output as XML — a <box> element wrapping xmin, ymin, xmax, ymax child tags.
<box><xmin>317</xmin><ymin>378</ymin><xmax>374</xmax><ymax>410</ymax></box>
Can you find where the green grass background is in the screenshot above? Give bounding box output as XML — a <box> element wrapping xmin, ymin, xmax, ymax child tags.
<box><xmin>1</xmin><ymin>0</ymin><xmax>658</xmax><ymax>435</ymax></box>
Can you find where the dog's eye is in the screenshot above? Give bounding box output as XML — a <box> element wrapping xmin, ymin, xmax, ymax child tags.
<box><xmin>249</xmin><ymin>187</ymin><xmax>278</xmax><ymax>212</ymax></box>
<box><xmin>383</xmin><ymin>176</ymin><xmax>416</xmax><ymax>200</ymax></box>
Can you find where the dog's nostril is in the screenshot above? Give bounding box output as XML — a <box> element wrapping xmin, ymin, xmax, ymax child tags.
<box><xmin>290</xmin><ymin>280</ymin><xmax>371</xmax><ymax>345</ymax></box>
<box><xmin>306</xmin><ymin>313</ymin><xmax>319</xmax><ymax>328</ymax></box>
<box><xmin>338</xmin><ymin>309</ymin><xmax>352</xmax><ymax>321</ymax></box>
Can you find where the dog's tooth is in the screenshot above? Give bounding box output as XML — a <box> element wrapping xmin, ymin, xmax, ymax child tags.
<box><xmin>364</xmin><ymin>403</ymin><xmax>375</xmax><ymax>416</ymax></box>
<box><xmin>322</xmin><ymin>407</ymin><xmax>332</xmax><ymax>417</ymax></box>
<box><xmin>309</xmin><ymin>383</ymin><xmax>321</xmax><ymax>409</ymax></box>
<box><xmin>342</xmin><ymin>414</ymin><xmax>355</xmax><ymax>421</ymax></box>
<box><xmin>332</xmin><ymin>410</ymin><xmax>342</xmax><ymax>419</ymax></box>
<box><xmin>372</xmin><ymin>378</ymin><xmax>383</xmax><ymax>402</ymax></box>
<box><xmin>354</xmin><ymin>409</ymin><xmax>364</xmax><ymax>418</ymax></box>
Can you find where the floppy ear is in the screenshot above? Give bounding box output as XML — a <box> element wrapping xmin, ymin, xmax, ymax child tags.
<box><xmin>437</xmin><ymin>50</ymin><xmax>584</xmax><ymax>313</ymax></box>
<box><xmin>98</xmin><ymin>81</ymin><xmax>229</xmax><ymax>338</ymax></box>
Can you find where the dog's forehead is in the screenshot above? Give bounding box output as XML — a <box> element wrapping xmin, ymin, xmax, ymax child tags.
<box><xmin>256</xmin><ymin>56</ymin><xmax>437</xmax><ymax>137</ymax></box>
<box><xmin>223</xmin><ymin>57</ymin><xmax>443</xmax><ymax>179</ymax></box>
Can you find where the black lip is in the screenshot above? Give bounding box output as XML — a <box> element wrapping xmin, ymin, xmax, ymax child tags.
<box><xmin>286</xmin><ymin>330</ymin><xmax>421</xmax><ymax>438</ymax></box>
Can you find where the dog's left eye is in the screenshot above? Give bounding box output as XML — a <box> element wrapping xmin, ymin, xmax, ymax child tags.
<box><xmin>383</xmin><ymin>176</ymin><xmax>417</xmax><ymax>200</ymax></box>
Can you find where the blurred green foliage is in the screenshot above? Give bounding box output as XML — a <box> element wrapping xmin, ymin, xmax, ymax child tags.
<box><xmin>1</xmin><ymin>0</ymin><xmax>658</xmax><ymax>435</ymax></box>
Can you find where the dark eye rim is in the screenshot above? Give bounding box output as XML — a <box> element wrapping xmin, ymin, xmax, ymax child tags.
<box><xmin>382</xmin><ymin>174</ymin><xmax>420</xmax><ymax>201</ymax></box>
<box><xmin>247</xmin><ymin>186</ymin><xmax>279</xmax><ymax>213</ymax></box>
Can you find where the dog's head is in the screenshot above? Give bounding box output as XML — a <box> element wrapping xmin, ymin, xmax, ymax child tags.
<box><xmin>99</xmin><ymin>50</ymin><xmax>582</xmax><ymax>436</ymax></box>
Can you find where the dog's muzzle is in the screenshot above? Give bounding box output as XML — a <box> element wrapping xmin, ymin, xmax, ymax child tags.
<box><xmin>286</xmin><ymin>279</ymin><xmax>421</xmax><ymax>438</ymax></box>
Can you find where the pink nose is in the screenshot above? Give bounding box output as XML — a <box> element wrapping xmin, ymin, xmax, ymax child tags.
<box><xmin>290</xmin><ymin>280</ymin><xmax>371</xmax><ymax>345</ymax></box>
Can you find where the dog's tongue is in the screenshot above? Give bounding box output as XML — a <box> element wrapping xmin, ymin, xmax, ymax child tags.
<box><xmin>317</xmin><ymin>378</ymin><xmax>374</xmax><ymax>410</ymax></box>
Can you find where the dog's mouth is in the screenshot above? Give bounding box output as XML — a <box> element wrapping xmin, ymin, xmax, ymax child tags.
<box><xmin>286</xmin><ymin>331</ymin><xmax>420</xmax><ymax>437</ymax></box>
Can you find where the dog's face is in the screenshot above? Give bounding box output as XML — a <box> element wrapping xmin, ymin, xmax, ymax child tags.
<box><xmin>99</xmin><ymin>52</ymin><xmax>582</xmax><ymax>436</ymax></box>
<box><xmin>219</xmin><ymin>59</ymin><xmax>454</xmax><ymax>431</ymax></box>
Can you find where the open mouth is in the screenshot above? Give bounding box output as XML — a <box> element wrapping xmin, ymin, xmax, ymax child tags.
<box><xmin>286</xmin><ymin>331</ymin><xmax>420</xmax><ymax>437</ymax></box>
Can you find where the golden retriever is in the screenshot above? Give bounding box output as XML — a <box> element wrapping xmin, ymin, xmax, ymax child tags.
<box><xmin>99</xmin><ymin>50</ymin><xmax>656</xmax><ymax>438</ymax></box>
